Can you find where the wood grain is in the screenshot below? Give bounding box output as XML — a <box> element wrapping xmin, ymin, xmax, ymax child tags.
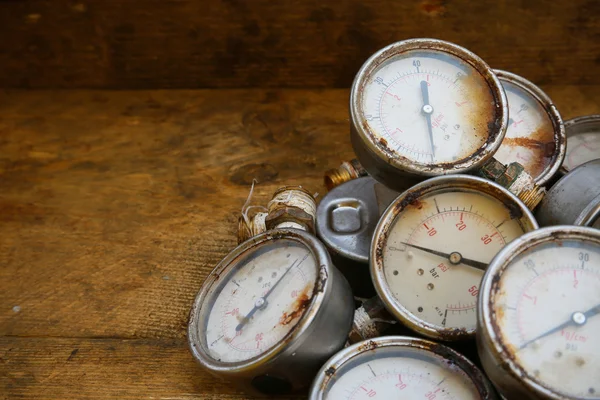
<box><xmin>1</xmin><ymin>0</ymin><xmax>600</xmax><ymax>89</ymax></box>
<box><xmin>0</xmin><ymin>87</ymin><xmax>598</xmax><ymax>398</ymax></box>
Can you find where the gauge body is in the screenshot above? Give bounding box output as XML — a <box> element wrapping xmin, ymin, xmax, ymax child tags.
<box><xmin>350</xmin><ymin>38</ymin><xmax>508</xmax><ymax>191</ymax></box>
<box><xmin>493</xmin><ymin>70</ymin><xmax>565</xmax><ymax>186</ymax></box>
<box><xmin>371</xmin><ymin>175</ymin><xmax>538</xmax><ymax>340</ymax></box>
<box><xmin>188</xmin><ymin>228</ymin><xmax>354</xmax><ymax>395</ymax></box>
<box><xmin>309</xmin><ymin>336</ymin><xmax>498</xmax><ymax>399</ymax></box>
<box><xmin>478</xmin><ymin>226</ymin><xmax>600</xmax><ymax>399</ymax></box>
<box><xmin>563</xmin><ymin>115</ymin><xmax>600</xmax><ymax>171</ymax></box>
<box><xmin>536</xmin><ymin>159</ymin><xmax>600</xmax><ymax>228</ymax></box>
<box><xmin>316</xmin><ymin>177</ymin><xmax>383</xmax><ymax>297</ymax></box>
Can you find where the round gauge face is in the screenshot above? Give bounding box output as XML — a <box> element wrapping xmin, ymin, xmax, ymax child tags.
<box><xmin>378</xmin><ymin>189</ymin><xmax>530</xmax><ymax>337</ymax></box>
<box><xmin>202</xmin><ymin>239</ymin><xmax>317</xmax><ymax>363</ymax></box>
<box><xmin>359</xmin><ymin>49</ymin><xmax>499</xmax><ymax>165</ymax></box>
<box><xmin>564</xmin><ymin>131</ymin><xmax>600</xmax><ymax>170</ymax></box>
<box><xmin>494</xmin><ymin>78</ymin><xmax>557</xmax><ymax>181</ymax></box>
<box><xmin>322</xmin><ymin>345</ymin><xmax>481</xmax><ymax>399</ymax></box>
<box><xmin>490</xmin><ymin>238</ymin><xmax>600</xmax><ymax>398</ymax></box>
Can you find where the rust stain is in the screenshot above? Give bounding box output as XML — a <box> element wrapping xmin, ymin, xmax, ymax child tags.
<box><xmin>378</xmin><ymin>137</ymin><xmax>388</xmax><ymax>147</ymax></box>
<box><xmin>279</xmin><ymin>284</ymin><xmax>312</xmax><ymax>326</ymax></box>
<box><xmin>419</xmin><ymin>0</ymin><xmax>446</xmax><ymax>16</ymax></box>
<box><xmin>356</xmin><ymin>340</ymin><xmax>378</xmax><ymax>352</ymax></box>
<box><xmin>500</xmin><ymin>125</ymin><xmax>556</xmax><ymax>178</ymax></box>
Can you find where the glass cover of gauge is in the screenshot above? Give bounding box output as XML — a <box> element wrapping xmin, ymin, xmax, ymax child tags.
<box><xmin>353</xmin><ymin>39</ymin><xmax>505</xmax><ymax>168</ymax></box>
<box><xmin>493</xmin><ymin>71</ymin><xmax>564</xmax><ymax>185</ymax></box>
<box><xmin>484</xmin><ymin>228</ymin><xmax>600</xmax><ymax>399</ymax></box>
<box><xmin>200</xmin><ymin>238</ymin><xmax>317</xmax><ymax>363</ymax></box>
<box><xmin>371</xmin><ymin>176</ymin><xmax>537</xmax><ymax>340</ymax></box>
<box><xmin>563</xmin><ymin>115</ymin><xmax>600</xmax><ymax>171</ymax></box>
<box><xmin>312</xmin><ymin>337</ymin><xmax>494</xmax><ymax>399</ymax></box>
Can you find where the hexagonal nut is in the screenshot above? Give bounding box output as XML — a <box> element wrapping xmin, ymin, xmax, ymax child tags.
<box><xmin>265</xmin><ymin>206</ymin><xmax>315</xmax><ymax>234</ymax></box>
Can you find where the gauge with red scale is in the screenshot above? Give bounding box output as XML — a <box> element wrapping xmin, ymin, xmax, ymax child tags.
<box><xmin>370</xmin><ymin>175</ymin><xmax>538</xmax><ymax>341</ymax></box>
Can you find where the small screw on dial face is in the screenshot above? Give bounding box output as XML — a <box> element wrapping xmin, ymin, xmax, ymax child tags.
<box><xmin>203</xmin><ymin>240</ymin><xmax>317</xmax><ymax>363</ymax></box>
<box><xmin>490</xmin><ymin>238</ymin><xmax>600</xmax><ymax>398</ymax></box>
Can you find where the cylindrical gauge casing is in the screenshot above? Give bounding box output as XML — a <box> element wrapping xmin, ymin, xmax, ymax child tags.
<box><xmin>350</xmin><ymin>38</ymin><xmax>508</xmax><ymax>191</ymax></box>
<box><xmin>535</xmin><ymin>159</ymin><xmax>600</xmax><ymax>228</ymax></box>
<box><xmin>316</xmin><ymin>177</ymin><xmax>400</xmax><ymax>297</ymax></box>
<box><xmin>477</xmin><ymin>226</ymin><xmax>600</xmax><ymax>400</ymax></box>
<box><xmin>188</xmin><ymin>228</ymin><xmax>354</xmax><ymax>395</ymax></box>
<box><xmin>561</xmin><ymin>114</ymin><xmax>600</xmax><ymax>174</ymax></box>
<box><xmin>309</xmin><ymin>336</ymin><xmax>499</xmax><ymax>399</ymax></box>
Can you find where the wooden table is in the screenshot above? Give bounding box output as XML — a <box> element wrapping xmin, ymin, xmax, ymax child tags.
<box><xmin>1</xmin><ymin>86</ymin><xmax>599</xmax><ymax>398</ymax></box>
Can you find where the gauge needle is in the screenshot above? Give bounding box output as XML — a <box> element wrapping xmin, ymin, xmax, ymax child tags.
<box><xmin>400</xmin><ymin>242</ymin><xmax>488</xmax><ymax>271</ymax></box>
<box><xmin>518</xmin><ymin>303</ymin><xmax>600</xmax><ymax>349</ymax></box>
<box><xmin>235</xmin><ymin>253</ymin><xmax>309</xmax><ymax>332</ymax></box>
<box><xmin>420</xmin><ymin>80</ymin><xmax>436</xmax><ymax>159</ymax></box>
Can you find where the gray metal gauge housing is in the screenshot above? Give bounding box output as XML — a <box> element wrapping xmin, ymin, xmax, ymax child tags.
<box><xmin>188</xmin><ymin>228</ymin><xmax>354</xmax><ymax>395</ymax></box>
<box><xmin>536</xmin><ymin>159</ymin><xmax>600</xmax><ymax>228</ymax></box>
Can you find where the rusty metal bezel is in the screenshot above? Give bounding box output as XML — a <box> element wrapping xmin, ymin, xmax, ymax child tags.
<box><xmin>308</xmin><ymin>336</ymin><xmax>498</xmax><ymax>399</ymax></box>
<box><xmin>478</xmin><ymin>225</ymin><xmax>600</xmax><ymax>400</ymax></box>
<box><xmin>563</xmin><ymin>114</ymin><xmax>600</xmax><ymax>172</ymax></box>
<box><xmin>494</xmin><ymin>70</ymin><xmax>566</xmax><ymax>186</ymax></box>
<box><xmin>350</xmin><ymin>38</ymin><xmax>508</xmax><ymax>178</ymax></box>
<box><xmin>370</xmin><ymin>175</ymin><xmax>538</xmax><ymax>341</ymax></box>
<box><xmin>188</xmin><ymin>228</ymin><xmax>331</xmax><ymax>376</ymax></box>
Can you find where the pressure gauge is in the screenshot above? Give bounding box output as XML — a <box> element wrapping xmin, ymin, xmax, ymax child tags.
<box><xmin>188</xmin><ymin>228</ymin><xmax>354</xmax><ymax>395</ymax></box>
<box><xmin>493</xmin><ymin>70</ymin><xmax>565</xmax><ymax>186</ymax></box>
<box><xmin>478</xmin><ymin>226</ymin><xmax>600</xmax><ymax>400</ymax></box>
<box><xmin>371</xmin><ymin>175</ymin><xmax>538</xmax><ymax>341</ymax></box>
<box><xmin>536</xmin><ymin>159</ymin><xmax>600</xmax><ymax>228</ymax></box>
<box><xmin>309</xmin><ymin>336</ymin><xmax>498</xmax><ymax>399</ymax></box>
<box><xmin>350</xmin><ymin>38</ymin><xmax>508</xmax><ymax>190</ymax></box>
<box><xmin>563</xmin><ymin>115</ymin><xmax>600</xmax><ymax>171</ymax></box>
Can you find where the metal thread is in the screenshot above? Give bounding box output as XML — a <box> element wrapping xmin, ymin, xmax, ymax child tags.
<box><xmin>266</xmin><ymin>186</ymin><xmax>317</xmax><ymax>232</ymax></box>
<box><xmin>323</xmin><ymin>159</ymin><xmax>367</xmax><ymax>191</ymax></box>
<box><xmin>518</xmin><ymin>185</ymin><xmax>546</xmax><ymax>210</ymax></box>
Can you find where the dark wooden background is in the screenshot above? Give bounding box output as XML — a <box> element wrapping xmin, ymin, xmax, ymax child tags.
<box><xmin>1</xmin><ymin>0</ymin><xmax>600</xmax><ymax>89</ymax></box>
<box><xmin>1</xmin><ymin>1</ymin><xmax>600</xmax><ymax>399</ymax></box>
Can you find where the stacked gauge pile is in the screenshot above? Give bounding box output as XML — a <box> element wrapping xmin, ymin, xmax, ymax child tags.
<box><xmin>187</xmin><ymin>39</ymin><xmax>600</xmax><ymax>399</ymax></box>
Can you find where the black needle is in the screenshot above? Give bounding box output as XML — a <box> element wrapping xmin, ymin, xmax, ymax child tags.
<box><xmin>519</xmin><ymin>303</ymin><xmax>600</xmax><ymax>349</ymax></box>
<box><xmin>235</xmin><ymin>253</ymin><xmax>308</xmax><ymax>332</ymax></box>
<box><xmin>400</xmin><ymin>242</ymin><xmax>488</xmax><ymax>271</ymax></box>
<box><xmin>420</xmin><ymin>80</ymin><xmax>436</xmax><ymax>158</ymax></box>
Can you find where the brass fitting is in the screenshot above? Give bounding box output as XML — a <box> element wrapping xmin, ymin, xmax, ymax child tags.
<box><xmin>324</xmin><ymin>159</ymin><xmax>368</xmax><ymax>191</ymax></box>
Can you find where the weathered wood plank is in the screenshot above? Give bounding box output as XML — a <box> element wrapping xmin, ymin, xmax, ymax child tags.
<box><xmin>1</xmin><ymin>1</ymin><xmax>599</xmax><ymax>88</ymax></box>
<box><xmin>0</xmin><ymin>337</ymin><xmax>302</xmax><ymax>399</ymax></box>
<box><xmin>1</xmin><ymin>87</ymin><xmax>599</xmax><ymax>341</ymax></box>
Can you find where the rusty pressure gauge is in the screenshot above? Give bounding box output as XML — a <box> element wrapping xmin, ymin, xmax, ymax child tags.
<box><xmin>188</xmin><ymin>228</ymin><xmax>354</xmax><ymax>395</ymax></box>
<box><xmin>309</xmin><ymin>336</ymin><xmax>498</xmax><ymax>399</ymax></box>
<box><xmin>371</xmin><ymin>175</ymin><xmax>538</xmax><ymax>341</ymax></box>
<box><xmin>350</xmin><ymin>38</ymin><xmax>508</xmax><ymax>191</ymax></box>
<box><xmin>493</xmin><ymin>70</ymin><xmax>565</xmax><ymax>186</ymax></box>
<box><xmin>478</xmin><ymin>226</ymin><xmax>600</xmax><ymax>399</ymax></box>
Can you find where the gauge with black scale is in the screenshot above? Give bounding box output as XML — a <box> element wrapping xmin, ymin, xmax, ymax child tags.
<box><xmin>370</xmin><ymin>175</ymin><xmax>538</xmax><ymax>341</ymax></box>
<box><xmin>187</xmin><ymin>228</ymin><xmax>354</xmax><ymax>395</ymax></box>
<box><xmin>478</xmin><ymin>225</ymin><xmax>600</xmax><ymax>400</ymax></box>
<box><xmin>309</xmin><ymin>336</ymin><xmax>498</xmax><ymax>399</ymax></box>
<box><xmin>492</xmin><ymin>70</ymin><xmax>565</xmax><ymax>186</ymax></box>
<box><xmin>562</xmin><ymin>115</ymin><xmax>600</xmax><ymax>171</ymax></box>
<box><xmin>350</xmin><ymin>38</ymin><xmax>508</xmax><ymax>191</ymax></box>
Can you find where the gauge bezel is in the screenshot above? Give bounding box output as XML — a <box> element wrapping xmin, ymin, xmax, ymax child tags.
<box><xmin>308</xmin><ymin>335</ymin><xmax>498</xmax><ymax>399</ymax></box>
<box><xmin>370</xmin><ymin>175</ymin><xmax>538</xmax><ymax>341</ymax></box>
<box><xmin>188</xmin><ymin>228</ymin><xmax>330</xmax><ymax>374</ymax></box>
<box><xmin>350</xmin><ymin>38</ymin><xmax>509</xmax><ymax>182</ymax></box>
<box><xmin>562</xmin><ymin>114</ymin><xmax>600</xmax><ymax>173</ymax></box>
<box><xmin>478</xmin><ymin>225</ymin><xmax>600</xmax><ymax>399</ymax></box>
<box><xmin>495</xmin><ymin>69</ymin><xmax>566</xmax><ymax>186</ymax></box>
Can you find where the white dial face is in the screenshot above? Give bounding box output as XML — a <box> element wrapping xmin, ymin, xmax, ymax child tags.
<box><xmin>564</xmin><ymin>131</ymin><xmax>600</xmax><ymax>170</ymax></box>
<box><xmin>491</xmin><ymin>239</ymin><xmax>600</xmax><ymax>398</ymax></box>
<box><xmin>325</xmin><ymin>346</ymin><xmax>481</xmax><ymax>399</ymax></box>
<box><xmin>494</xmin><ymin>79</ymin><xmax>557</xmax><ymax>180</ymax></box>
<box><xmin>360</xmin><ymin>49</ymin><xmax>498</xmax><ymax>164</ymax></box>
<box><xmin>203</xmin><ymin>240</ymin><xmax>317</xmax><ymax>363</ymax></box>
<box><xmin>380</xmin><ymin>190</ymin><xmax>529</xmax><ymax>335</ymax></box>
